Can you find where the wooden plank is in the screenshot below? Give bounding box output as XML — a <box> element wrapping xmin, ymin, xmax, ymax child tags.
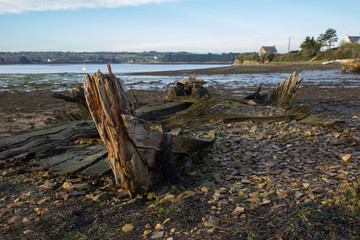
<box><xmin>160</xmin><ymin>97</ymin><xmax>217</xmax><ymax>131</ymax></box>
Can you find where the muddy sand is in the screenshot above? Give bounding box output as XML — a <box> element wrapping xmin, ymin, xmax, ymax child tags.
<box><xmin>0</xmin><ymin>63</ymin><xmax>358</xmax><ymax>137</ymax></box>
<box><xmin>1</xmin><ymin>65</ymin><xmax>360</xmax><ymax>239</ymax></box>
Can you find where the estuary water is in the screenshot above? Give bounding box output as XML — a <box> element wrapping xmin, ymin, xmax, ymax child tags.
<box><xmin>0</xmin><ymin>64</ymin><xmax>359</xmax><ymax>93</ymax></box>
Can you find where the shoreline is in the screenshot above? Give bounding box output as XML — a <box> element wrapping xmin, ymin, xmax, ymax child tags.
<box><xmin>130</xmin><ymin>62</ymin><xmax>340</xmax><ymax>76</ymax></box>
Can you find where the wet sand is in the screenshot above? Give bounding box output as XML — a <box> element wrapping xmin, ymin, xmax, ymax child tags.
<box><xmin>131</xmin><ymin>62</ymin><xmax>340</xmax><ymax>76</ymax></box>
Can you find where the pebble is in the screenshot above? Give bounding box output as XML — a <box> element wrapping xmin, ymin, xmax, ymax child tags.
<box><xmin>151</xmin><ymin>231</ymin><xmax>165</xmax><ymax>239</ymax></box>
<box><xmin>122</xmin><ymin>224</ymin><xmax>134</xmax><ymax>232</ymax></box>
<box><xmin>231</xmin><ymin>206</ymin><xmax>245</xmax><ymax>216</ymax></box>
<box><xmin>342</xmin><ymin>154</ymin><xmax>352</xmax><ymax>163</ymax></box>
<box><xmin>204</xmin><ymin>216</ymin><xmax>219</xmax><ymax>228</ymax></box>
<box><xmin>92</xmin><ymin>192</ymin><xmax>111</xmax><ymax>202</ymax></box>
<box><xmin>155</xmin><ymin>223</ymin><xmax>165</xmax><ymax>230</ymax></box>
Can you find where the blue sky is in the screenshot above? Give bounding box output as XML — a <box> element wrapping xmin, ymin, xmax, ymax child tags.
<box><xmin>0</xmin><ymin>0</ymin><xmax>359</xmax><ymax>53</ymax></box>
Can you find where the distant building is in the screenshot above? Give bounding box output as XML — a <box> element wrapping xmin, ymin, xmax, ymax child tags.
<box><xmin>344</xmin><ymin>35</ymin><xmax>360</xmax><ymax>44</ymax></box>
<box><xmin>259</xmin><ymin>46</ymin><xmax>277</xmax><ymax>56</ymax></box>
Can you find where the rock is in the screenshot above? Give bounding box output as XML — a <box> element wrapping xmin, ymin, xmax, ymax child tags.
<box><xmin>342</xmin><ymin>154</ymin><xmax>352</xmax><ymax>163</ymax></box>
<box><xmin>204</xmin><ymin>216</ymin><xmax>219</xmax><ymax>228</ymax></box>
<box><xmin>246</xmin><ymin>198</ymin><xmax>261</xmax><ymax>204</ymax></box>
<box><xmin>294</xmin><ymin>191</ymin><xmax>304</xmax><ymax>199</ymax></box>
<box><xmin>62</xmin><ymin>182</ymin><xmax>74</xmax><ymax>190</ymax></box>
<box><xmin>163</xmin><ymin>194</ymin><xmax>175</xmax><ymax>201</ymax></box>
<box><xmin>312</xmin><ymin>187</ymin><xmax>325</xmax><ymax>194</ymax></box>
<box><xmin>122</xmin><ymin>224</ymin><xmax>134</xmax><ymax>232</ymax></box>
<box><xmin>263</xmin><ymin>160</ymin><xmax>277</xmax><ymax>168</ymax></box>
<box><xmin>92</xmin><ymin>192</ymin><xmax>111</xmax><ymax>202</ymax></box>
<box><xmin>23</xmin><ymin>229</ymin><xmax>33</xmax><ymax>235</ymax></box>
<box><xmin>217</xmin><ymin>199</ymin><xmax>229</xmax><ymax>206</ymax></box>
<box><xmin>144</xmin><ymin>230</ymin><xmax>152</xmax><ymax>236</ymax></box>
<box><xmin>241</xmin><ymin>178</ymin><xmax>252</xmax><ymax>184</ymax></box>
<box><xmin>276</xmin><ymin>189</ymin><xmax>287</xmax><ymax>199</ymax></box>
<box><xmin>322</xmin><ymin>178</ymin><xmax>338</xmax><ymax>185</ymax></box>
<box><xmin>231</xmin><ymin>206</ymin><xmax>245</xmax><ymax>216</ymax></box>
<box><xmin>151</xmin><ymin>231</ymin><xmax>165</xmax><ymax>239</ymax></box>
<box><xmin>8</xmin><ymin>216</ymin><xmax>21</xmax><ymax>224</ymax></box>
<box><xmin>304</xmin><ymin>130</ymin><xmax>312</xmax><ymax>136</ymax></box>
<box><xmin>200</xmin><ymin>186</ymin><xmax>209</xmax><ymax>193</ymax></box>
<box><xmin>155</xmin><ymin>223</ymin><xmax>165</xmax><ymax>230</ymax></box>
<box><xmin>41</xmin><ymin>180</ymin><xmax>57</xmax><ymax>189</ymax></box>
<box><xmin>117</xmin><ymin>189</ymin><xmax>130</xmax><ymax>199</ymax></box>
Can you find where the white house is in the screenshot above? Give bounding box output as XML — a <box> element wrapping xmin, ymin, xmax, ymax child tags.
<box><xmin>344</xmin><ymin>34</ymin><xmax>360</xmax><ymax>44</ymax></box>
<box><xmin>259</xmin><ymin>46</ymin><xmax>277</xmax><ymax>56</ymax></box>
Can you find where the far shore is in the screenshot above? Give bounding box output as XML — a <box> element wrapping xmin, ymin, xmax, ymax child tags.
<box><xmin>130</xmin><ymin>62</ymin><xmax>341</xmax><ymax>76</ymax></box>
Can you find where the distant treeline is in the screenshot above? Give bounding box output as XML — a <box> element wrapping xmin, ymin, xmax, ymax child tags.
<box><xmin>160</xmin><ymin>52</ymin><xmax>239</xmax><ymax>63</ymax></box>
<box><xmin>0</xmin><ymin>51</ymin><xmax>239</xmax><ymax>64</ymax></box>
<box><xmin>235</xmin><ymin>44</ymin><xmax>360</xmax><ymax>64</ymax></box>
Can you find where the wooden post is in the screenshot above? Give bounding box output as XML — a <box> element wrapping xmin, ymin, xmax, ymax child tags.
<box><xmin>83</xmin><ymin>68</ymin><xmax>162</xmax><ymax>195</ymax></box>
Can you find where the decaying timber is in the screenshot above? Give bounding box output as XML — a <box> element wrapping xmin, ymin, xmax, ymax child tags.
<box><xmin>245</xmin><ymin>72</ymin><xmax>303</xmax><ymax>107</ymax></box>
<box><xmin>0</xmin><ymin>120</ymin><xmax>98</xmax><ymax>161</ymax></box>
<box><xmin>167</xmin><ymin>75</ymin><xmax>209</xmax><ymax>101</ymax></box>
<box><xmin>341</xmin><ymin>59</ymin><xmax>360</xmax><ymax>74</ymax></box>
<box><xmin>84</xmin><ymin>67</ymin><xmax>158</xmax><ymax>194</ymax></box>
<box><xmin>52</xmin><ymin>84</ymin><xmax>90</xmax><ymax>115</ymax></box>
<box><xmin>82</xmin><ymin>66</ymin><xmax>215</xmax><ymax>194</ymax></box>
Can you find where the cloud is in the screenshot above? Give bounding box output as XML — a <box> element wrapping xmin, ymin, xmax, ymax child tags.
<box><xmin>0</xmin><ymin>0</ymin><xmax>176</xmax><ymax>14</ymax></box>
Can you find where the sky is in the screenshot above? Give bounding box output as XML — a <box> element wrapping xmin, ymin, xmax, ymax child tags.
<box><xmin>0</xmin><ymin>0</ymin><xmax>359</xmax><ymax>53</ymax></box>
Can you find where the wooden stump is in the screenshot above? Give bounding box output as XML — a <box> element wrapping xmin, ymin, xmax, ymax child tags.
<box><xmin>266</xmin><ymin>72</ymin><xmax>303</xmax><ymax>107</ymax></box>
<box><xmin>83</xmin><ymin>66</ymin><xmax>181</xmax><ymax>195</ymax></box>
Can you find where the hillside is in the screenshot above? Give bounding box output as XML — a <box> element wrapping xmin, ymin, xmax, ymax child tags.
<box><xmin>0</xmin><ymin>51</ymin><xmax>239</xmax><ymax>64</ymax></box>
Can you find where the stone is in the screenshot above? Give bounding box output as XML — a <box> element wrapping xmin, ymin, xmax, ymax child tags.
<box><xmin>62</xmin><ymin>182</ymin><xmax>74</xmax><ymax>190</ymax></box>
<box><xmin>217</xmin><ymin>199</ymin><xmax>229</xmax><ymax>206</ymax></box>
<box><xmin>122</xmin><ymin>224</ymin><xmax>134</xmax><ymax>232</ymax></box>
<box><xmin>155</xmin><ymin>223</ymin><xmax>165</xmax><ymax>230</ymax></box>
<box><xmin>241</xmin><ymin>178</ymin><xmax>252</xmax><ymax>184</ymax></box>
<box><xmin>322</xmin><ymin>178</ymin><xmax>338</xmax><ymax>185</ymax></box>
<box><xmin>8</xmin><ymin>216</ymin><xmax>21</xmax><ymax>224</ymax></box>
<box><xmin>41</xmin><ymin>180</ymin><xmax>57</xmax><ymax>189</ymax></box>
<box><xmin>92</xmin><ymin>192</ymin><xmax>111</xmax><ymax>202</ymax></box>
<box><xmin>342</xmin><ymin>154</ymin><xmax>352</xmax><ymax>163</ymax></box>
<box><xmin>294</xmin><ymin>191</ymin><xmax>304</xmax><ymax>199</ymax></box>
<box><xmin>204</xmin><ymin>216</ymin><xmax>219</xmax><ymax>228</ymax></box>
<box><xmin>23</xmin><ymin>230</ymin><xmax>33</xmax><ymax>235</ymax></box>
<box><xmin>163</xmin><ymin>194</ymin><xmax>175</xmax><ymax>201</ymax></box>
<box><xmin>231</xmin><ymin>206</ymin><xmax>245</xmax><ymax>216</ymax></box>
<box><xmin>144</xmin><ymin>230</ymin><xmax>152</xmax><ymax>236</ymax></box>
<box><xmin>246</xmin><ymin>198</ymin><xmax>261</xmax><ymax>204</ymax></box>
<box><xmin>151</xmin><ymin>231</ymin><xmax>165</xmax><ymax>239</ymax></box>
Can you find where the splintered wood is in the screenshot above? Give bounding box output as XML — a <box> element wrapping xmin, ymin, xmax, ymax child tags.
<box><xmin>83</xmin><ymin>66</ymin><xmax>161</xmax><ymax>194</ymax></box>
<box><xmin>266</xmin><ymin>72</ymin><xmax>303</xmax><ymax>107</ymax></box>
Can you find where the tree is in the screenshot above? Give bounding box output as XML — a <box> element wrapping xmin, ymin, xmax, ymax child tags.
<box><xmin>300</xmin><ymin>36</ymin><xmax>321</xmax><ymax>58</ymax></box>
<box><xmin>19</xmin><ymin>56</ymin><xmax>30</xmax><ymax>64</ymax></box>
<box><xmin>317</xmin><ymin>28</ymin><xmax>338</xmax><ymax>49</ymax></box>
